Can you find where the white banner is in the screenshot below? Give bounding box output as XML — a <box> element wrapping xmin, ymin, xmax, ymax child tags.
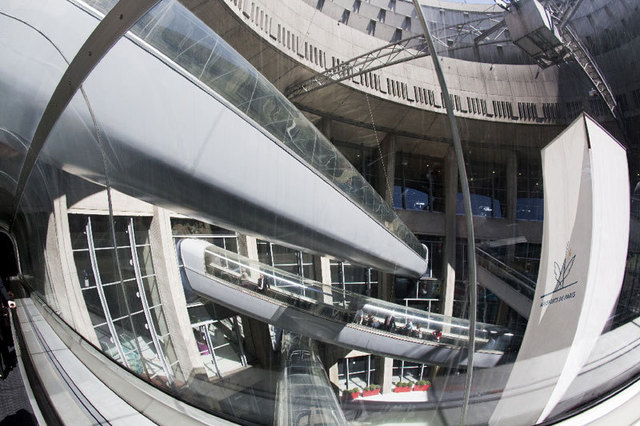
<box><xmin>491</xmin><ymin>114</ymin><xmax>630</xmax><ymax>424</ymax></box>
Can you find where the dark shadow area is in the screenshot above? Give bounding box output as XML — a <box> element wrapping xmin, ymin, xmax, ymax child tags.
<box><xmin>0</xmin><ymin>409</ymin><xmax>36</xmax><ymax>426</ymax></box>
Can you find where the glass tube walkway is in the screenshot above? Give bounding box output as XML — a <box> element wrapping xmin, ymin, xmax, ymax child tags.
<box><xmin>179</xmin><ymin>239</ymin><xmax>517</xmax><ymax>367</ymax></box>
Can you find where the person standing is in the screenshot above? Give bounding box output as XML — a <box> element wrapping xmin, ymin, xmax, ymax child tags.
<box><xmin>257</xmin><ymin>273</ymin><xmax>271</xmax><ymax>294</ymax></box>
<box><xmin>0</xmin><ymin>276</ymin><xmax>15</xmax><ymax>378</ymax></box>
<box><xmin>354</xmin><ymin>306</ymin><xmax>364</xmax><ymax>325</ymax></box>
<box><xmin>0</xmin><ymin>277</ymin><xmax>15</xmax><ymax>310</ymax></box>
<box><xmin>383</xmin><ymin>315</ymin><xmax>396</xmax><ymax>332</ymax></box>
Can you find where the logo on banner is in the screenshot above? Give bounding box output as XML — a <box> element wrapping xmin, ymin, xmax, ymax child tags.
<box><xmin>540</xmin><ymin>244</ymin><xmax>578</xmax><ymax>307</ymax></box>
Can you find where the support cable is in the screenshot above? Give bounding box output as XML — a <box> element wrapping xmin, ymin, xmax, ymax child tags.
<box><xmin>411</xmin><ymin>2</ymin><xmax>478</xmax><ymax>425</ymax></box>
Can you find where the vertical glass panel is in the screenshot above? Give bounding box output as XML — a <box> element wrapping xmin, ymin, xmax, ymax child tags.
<box><xmin>137</xmin><ymin>245</ymin><xmax>154</xmax><ymax>277</ymax></box>
<box><xmin>90</xmin><ymin>216</ymin><xmax>117</xmax><ymax>249</ymax></box>
<box><xmin>142</xmin><ymin>276</ymin><xmax>162</xmax><ymax>308</ymax></box>
<box><xmin>68</xmin><ymin>214</ymin><xmax>89</xmax><ymax>250</ymax></box>
<box><xmin>150</xmin><ymin>305</ymin><xmax>170</xmax><ymax>337</ymax></box>
<box><xmin>73</xmin><ymin>251</ymin><xmax>96</xmax><ymax>288</ymax></box>
<box><xmin>102</xmin><ymin>283</ymin><xmax>128</xmax><ymax>319</ymax></box>
<box><xmin>94</xmin><ymin>249</ymin><xmax>120</xmax><ymax>284</ymax></box>
<box><xmin>94</xmin><ymin>323</ymin><xmax>119</xmax><ymax>361</ymax></box>
<box><xmin>81</xmin><ymin>287</ymin><xmax>104</xmax><ymax>323</ymax></box>
<box><xmin>116</xmin><ymin>247</ymin><xmax>136</xmax><ymax>281</ymax></box>
<box><xmin>123</xmin><ymin>279</ymin><xmax>143</xmax><ymax>314</ymax></box>
<box><xmin>132</xmin><ymin>217</ymin><xmax>152</xmax><ymax>245</ymax></box>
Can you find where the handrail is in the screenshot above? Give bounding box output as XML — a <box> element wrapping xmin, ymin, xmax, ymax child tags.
<box><xmin>476</xmin><ymin>248</ymin><xmax>536</xmax><ymax>298</ymax></box>
<box><xmin>197</xmin><ymin>241</ymin><xmax>514</xmax><ymax>352</ymax></box>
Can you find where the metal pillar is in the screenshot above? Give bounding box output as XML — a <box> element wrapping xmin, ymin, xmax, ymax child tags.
<box><xmin>412</xmin><ymin>2</ymin><xmax>478</xmax><ymax>424</ymax></box>
<box><xmin>442</xmin><ymin>147</ymin><xmax>457</xmax><ymax>318</ymax></box>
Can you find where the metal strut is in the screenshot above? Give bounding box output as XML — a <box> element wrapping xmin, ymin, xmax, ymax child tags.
<box><xmin>410</xmin><ymin>2</ymin><xmax>478</xmax><ymax>425</ymax></box>
<box><xmin>556</xmin><ymin>22</ymin><xmax>620</xmax><ymax>120</ymax></box>
<box><xmin>284</xmin><ymin>35</ymin><xmax>429</xmax><ymax>99</ymax></box>
<box><xmin>541</xmin><ymin>0</ymin><xmax>619</xmax><ymax>120</ymax></box>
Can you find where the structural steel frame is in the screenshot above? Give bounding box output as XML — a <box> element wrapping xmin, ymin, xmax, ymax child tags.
<box><xmin>285</xmin><ymin>35</ymin><xmax>429</xmax><ymax>99</ymax></box>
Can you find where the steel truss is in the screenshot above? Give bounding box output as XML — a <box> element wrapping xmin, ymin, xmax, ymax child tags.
<box><xmin>284</xmin><ymin>35</ymin><xmax>429</xmax><ymax>99</ymax></box>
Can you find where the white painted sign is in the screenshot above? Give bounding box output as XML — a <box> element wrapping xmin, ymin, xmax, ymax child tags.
<box><xmin>491</xmin><ymin>114</ymin><xmax>630</xmax><ymax>424</ymax></box>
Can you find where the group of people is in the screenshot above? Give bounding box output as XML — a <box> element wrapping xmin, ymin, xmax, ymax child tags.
<box><xmin>353</xmin><ymin>306</ymin><xmax>443</xmax><ymax>342</ymax></box>
<box><xmin>354</xmin><ymin>308</ymin><xmax>398</xmax><ymax>332</ymax></box>
<box><xmin>239</xmin><ymin>270</ymin><xmax>273</xmax><ymax>294</ymax></box>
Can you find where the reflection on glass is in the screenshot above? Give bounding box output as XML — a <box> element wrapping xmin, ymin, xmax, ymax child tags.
<box><xmin>200</xmin><ymin>241</ymin><xmax>514</xmax><ymax>352</ymax></box>
<box><xmin>81</xmin><ymin>0</ymin><xmax>425</xmax><ymax>259</ymax></box>
<box><xmin>69</xmin><ymin>214</ymin><xmax>182</xmax><ymax>387</ymax></box>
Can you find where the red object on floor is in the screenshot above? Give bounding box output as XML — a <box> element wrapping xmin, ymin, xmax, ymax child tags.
<box><xmin>413</xmin><ymin>384</ymin><xmax>431</xmax><ymax>391</ymax></box>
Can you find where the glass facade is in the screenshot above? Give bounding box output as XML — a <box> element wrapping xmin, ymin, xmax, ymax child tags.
<box><xmin>257</xmin><ymin>240</ymin><xmax>316</xmax><ymax>280</ymax></box>
<box><xmin>330</xmin><ymin>260</ymin><xmax>379</xmax><ymax>298</ymax></box>
<box><xmin>70</xmin><ymin>214</ymin><xmax>182</xmax><ymax>386</ymax></box>
<box><xmin>1</xmin><ymin>0</ymin><xmax>639</xmax><ymax>424</ymax></box>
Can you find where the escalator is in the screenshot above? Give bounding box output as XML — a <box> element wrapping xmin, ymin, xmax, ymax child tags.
<box><xmin>179</xmin><ymin>239</ymin><xmax>517</xmax><ymax>368</ymax></box>
<box><xmin>476</xmin><ymin>248</ymin><xmax>535</xmax><ymax>319</ymax></box>
<box><xmin>275</xmin><ymin>334</ymin><xmax>346</xmax><ymax>426</ymax></box>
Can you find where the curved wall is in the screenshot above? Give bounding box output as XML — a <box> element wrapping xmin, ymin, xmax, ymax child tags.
<box><xmin>189</xmin><ymin>0</ymin><xmax>640</xmax><ymax>142</ymax></box>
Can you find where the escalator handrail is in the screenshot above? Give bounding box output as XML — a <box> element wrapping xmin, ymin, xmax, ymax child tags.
<box><xmin>196</xmin><ymin>241</ymin><xmax>514</xmax><ymax>347</ymax></box>
<box><xmin>476</xmin><ymin>248</ymin><xmax>537</xmax><ymax>297</ymax></box>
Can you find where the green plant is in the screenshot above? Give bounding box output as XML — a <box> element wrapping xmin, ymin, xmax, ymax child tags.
<box><xmin>416</xmin><ymin>380</ymin><xmax>431</xmax><ymax>386</ymax></box>
<box><xmin>395</xmin><ymin>381</ymin><xmax>410</xmax><ymax>387</ymax></box>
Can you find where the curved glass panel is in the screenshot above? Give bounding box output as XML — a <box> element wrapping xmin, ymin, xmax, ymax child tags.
<box><xmin>197</xmin><ymin>241</ymin><xmax>513</xmax><ymax>353</ymax></box>
<box><xmin>1</xmin><ymin>0</ymin><xmax>638</xmax><ymax>424</ymax></box>
<box><xmin>81</xmin><ymin>0</ymin><xmax>425</xmax><ymax>259</ymax></box>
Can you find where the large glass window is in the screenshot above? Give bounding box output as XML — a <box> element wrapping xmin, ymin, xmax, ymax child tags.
<box><xmin>394</xmin><ymin>154</ymin><xmax>444</xmax><ymax>212</ymax></box>
<box><xmin>171</xmin><ymin>217</ymin><xmax>249</xmax><ymax>375</ymax></box>
<box><xmin>516</xmin><ymin>153</ymin><xmax>544</xmax><ymax>221</ymax></box>
<box><xmin>69</xmin><ymin>214</ymin><xmax>183</xmax><ymax>387</ymax></box>
<box><xmin>330</xmin><ymin>260</ymin><xmax>379</xmax><ymax>298</ymax></box>
<box><xmin>257</xmin><ymin>240</ymin><xmax>316</xmax><ymax>280</ymax></box>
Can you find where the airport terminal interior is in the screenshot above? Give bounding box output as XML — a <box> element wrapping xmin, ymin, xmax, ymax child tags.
<box><xmin>0</xmin><ymin>0</ymin><xmax>639</xmax><ymax>424</ymax></box>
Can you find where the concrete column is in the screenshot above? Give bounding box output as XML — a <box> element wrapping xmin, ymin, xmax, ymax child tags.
<box><xmin>375</xmin><ymin>357</ymin><xmax>394</xmax><ymax>394</ymax></box>
<box><xmin>328</xmin><ymin>363</ymin><xmax>339</xmax><ymax>388</ymax></box>
<box><xmin>313</xmin><ymin>255</ymin><xmax>342</xmax><ymax>387</ymax></box>
<box><xmin>505</xmin><ymin>151</ymin><xmax>518</xmax><ymax>262</ymax></box>
<box><xmin>496</xmin><ymin>300</ymin><xmax>509</xmax><ymax>326</ymax></box>
<box><xmin>319</xmin><ymin>117</ymin><xmax>333</xmax><ymax>141</ymax></box>
<box><xmin>441</xmin><ymin>147</ymin><xmax>457</xmax><ymax>317</ymax></box>
<box><xmin>47</xmin><ymin>194</ymin><xmax>98</xmax><ymax>345</ymax></box>
<box><xmin>237</xmin><ymin>233</ymin><xmax>260</xmax><ymax>279</ymax></box>
<box><xmin>373</xmin><ymin>134</ymin><xmax>398</xmax><ymax>392</ymax></box>
<box><xmin>376</xmin><ymin>134</ymin><xmax>397</xmax><ymax>205</ymax></box>
<box><xmin>236</xmin><ymin>233</ymin><xmax>273</xmax><ymax>368</ymax></box>
<box><xmin>312</xmin><ymin>255</ymin><xmax>333</xmax><ymax>304</ymax></box>
<box><xmin>318</xmin><ymin>342</ymin><xmax>350</xmax><ymax>388</ymax></box>
<box><xmin>149</xmin><ymin>207</ymin><xmax>206</xmax><ymax>381</ymax></box>
<box><xmin>506</xmin><ymin>151</ymin><xmax>518</xmax><ymax>223</ymax></box>
<box><xmin>374</xmin><ymin>271</ymin><xmax>396</xmax><ymax>392</ymax></box>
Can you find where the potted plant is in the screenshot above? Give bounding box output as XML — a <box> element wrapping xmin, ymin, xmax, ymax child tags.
<box><xmin>413</xmin><ymin>380</ymin><xmax>431</xmax><ymax>391</ymax></box>
<box><xmin>343</xmin><ymin>387</ymin><xmax>360</xmax><ymax>400</ymax></box>
<box><xmin>394</xmin><ymin>382</ymin><xmax>411</xmax><ymax>393</ymax></box>
<box><xmin>363</xmin><ymin>384</ymin><xmax>381</xmax><ymax>397</ymax></box>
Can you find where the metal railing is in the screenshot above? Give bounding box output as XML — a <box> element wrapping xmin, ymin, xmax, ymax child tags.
<box><xmin>199</xmin><ymin>242</ymin><xmax>514</xmax><ymax>352</ymax></box>
<box><xmin>476</xmin><ymin>248</ymin><xmax>537</xmax><ymax>299</ymax></box>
